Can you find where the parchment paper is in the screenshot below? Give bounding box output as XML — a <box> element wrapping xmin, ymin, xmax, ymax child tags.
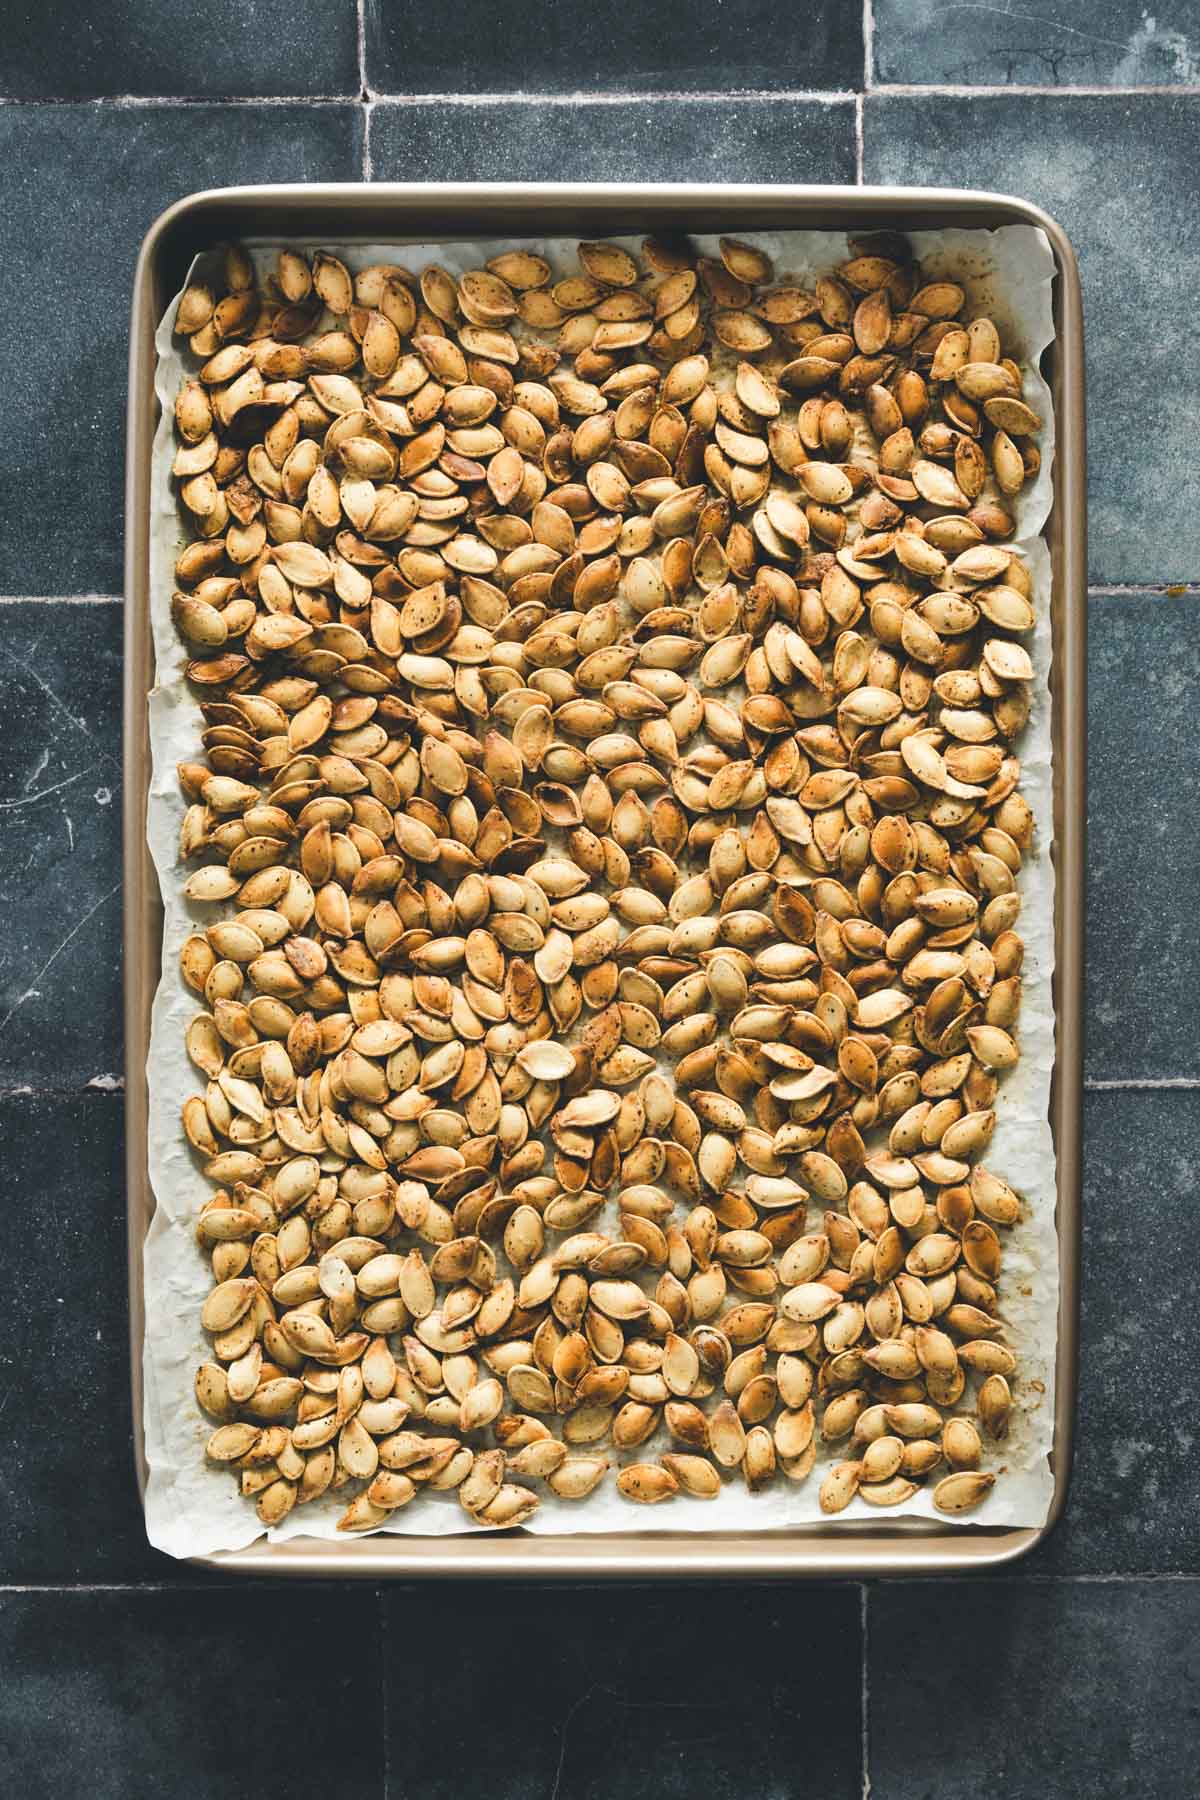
<box><xmin>143</xmin><ymin>226</ymin><xmax>1059</xmax><ymax>1556</ymax></box>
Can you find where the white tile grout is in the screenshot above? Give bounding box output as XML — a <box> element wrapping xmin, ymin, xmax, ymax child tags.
<box><xmin>854</xmin><ymin>93</ymin><xmax>864</xmax><ymax>181</ymax></box>
<box><xmin>1091</xmin><ymin>583</ymin><xmax>1200</xmax><ymax>595</ymax></box>
<box><xmin>1085</xmin><ymin>1077</ymin><xmax>1200</xmax><ymax>1091</ymax></box>
<box><xmin>0</xmin><ymin>593</ymin><xmax>122</xmax><ymax>605</ymax></box>
<box><xmin>869</xmin><ymin>81</ymin><xmax>1200</xmax><ymax>98</ymax></box>
<box><xmin>0</xmin><ymin>1079</ymin><xmax>124</xmax><ymax>1098</ymax></box>
<box><xmin>0</xmin><ymin>93</ymin><xmax>360</xmax><ymax>106</ymax></box>
<box><xmin>863</xmin><ymin>0</ymin><xmax>876</xmax><ymax>91</ymax></box>
<box><xmin>367</xmin><ymin>88</ymin><xmax>860</xmax><ymax>105</ymax></box>
<box><xmin>0</xmin><ymin>88</ymin><xmax>860</xmax><ymax>108</ymax></box>
<box><xmin>356</xmin><ymin>0</ymin><xmax>369</xmax><ymax>100</ymax></box>
<box><xmin>3</xmin><ymin>83</ymin><xmax>1200</xmax><ymax>109</ymax></box>
<box><xmin>356</xmin><ymin>0</ymin><xmax>376</xmax><ymax>179</ymax></box>
<box><xmin>362</xmin><ymin>99</ymin><xmax>374</xmax><ymax>180</ymax></box>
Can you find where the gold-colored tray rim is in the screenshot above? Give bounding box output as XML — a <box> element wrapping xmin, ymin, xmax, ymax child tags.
<box><xmin>124</xmin><ymin>182</ymin><xmax>1085</xmax><ymax>1579</ymax></box>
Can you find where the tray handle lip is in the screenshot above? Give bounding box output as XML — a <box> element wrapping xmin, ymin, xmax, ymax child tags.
<box><xmin>124</xmin><ymin>182</ymin><xmax>1084</xmax><ymax>1575</ymax></box>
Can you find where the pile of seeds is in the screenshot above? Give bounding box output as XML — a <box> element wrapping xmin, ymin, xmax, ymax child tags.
<box><xmin>170</xmin><ymin>231</ymin><xmax>1040</xmax><ymax>1534</ymax></box>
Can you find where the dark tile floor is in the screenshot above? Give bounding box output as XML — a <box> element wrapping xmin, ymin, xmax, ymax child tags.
<box><xmin>3</xmin><ymin>3</ymin><xmax>1198</xmax><ymax>1794</ymax></box>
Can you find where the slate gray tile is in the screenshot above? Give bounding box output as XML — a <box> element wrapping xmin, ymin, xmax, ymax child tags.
<box><xmin>0</xmin><ymin>1092</ymin><xmax>166</xmax><ymax>1581</ymax></box>
<box><xmin>867</xmin><ymin>1578</ymin><xmax>1199</xmax><ymax>1799</ymax></box>
<box><xmin>2</xmin><ymin>1</ymin><xmax>359</xmax><ymax>98</ymax></box>
<box><xmin>862</xmin><ymin>93</ymin><xmax>1200</xmax><ymax>584</ymax></box>
<box><xmin>370</xmin><ymin>96</ymin><xmax>857</xmax><ymax>185</ymax></box>
<box><xmin>1085</xmin><ymin>591</ymin><xmax>1200</xmax><ymax>1081</ymax></box>
<box><xmin>0</xmin><ymin>601</ymin><xmax>122</xmax><ymax>1086</ymax></box>
<box><xmin>1027</xmin><ymin>1087</ymin><xmax>1200</xmax><ymax>1575</ymax></box>
<box><xmin>365</xmin><ymin>1</ymin><xmax>862</xmax><ymax>95</ymax></box>
<box><xmin>0</xmin><ymin>104</ymin><xmax>363</xmax><ymax>596</ymax></box>
<box><xmin>384</xmin><ymin>1583</ymin><xmax>862</xmax><ymax>1800</ymax></box>
<box><xmin>0</xmin><ymin>1587</ymin><xmax>384</xmax><ymax>1797</ymax></box>
<box><xmin>873</xmin><ymin>0</ymin><xmax>1200</xmax><ymax>88</ymax></box>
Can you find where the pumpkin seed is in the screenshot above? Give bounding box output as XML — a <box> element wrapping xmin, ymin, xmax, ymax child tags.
<box><xmin>172</xmin><ymin>230</ymin><xmax>1041</xmax><ymax>1534</ymax></box>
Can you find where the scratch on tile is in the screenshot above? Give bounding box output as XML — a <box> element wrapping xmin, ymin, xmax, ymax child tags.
<box><xmin>549</xmin><ymin>1685</ymin><xmax>601</xmax><ymax>1800</ymax></box>
<box><xmin>0</xmin><ymin>771</ymin><xmax>85</xmax><ymax>812</ymax></box>
<box><xmin>24</xmin><ymin>746</ymin><xmax>50</xmax><ymax>791</ymax></box>
<box><xmin>1</xmin><ymin>648</ymin><xmax>120</xmax><ymax>770</ymax></box>
<box><xmin>932</xmin><ymin>4</ymin><xmax>1129</xmax><ymax>52</ymax></box>
<box><xmin>0</xmin><ymin>880</ymin><xmax>120</xmax><ymax>1034</ymax></box>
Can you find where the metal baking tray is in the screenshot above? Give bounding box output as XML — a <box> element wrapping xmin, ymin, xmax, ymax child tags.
<box><xmin>125</xmin><ymin>183</ymin><xmax>1084</xmax><ymax>1577</ymax></box>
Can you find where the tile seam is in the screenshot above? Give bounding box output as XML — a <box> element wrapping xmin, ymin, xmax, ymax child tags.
<box><xmin>0</xmin><ymin>88</ymin><xmax>860</xmax><ymax>107</ymax></box>
<box><xmin>0</xmin><ymin>93</ymin><xmax>361</xmax><ymax>106</ymax></box>
<box><xmin>356</xmin><ymin>0</ymin><xmax>373</xmax><ymax>181</ymax></box>
<box><xmin>368</xmin><ymin>89</ymin><xmax>860</xmax><ymax>105</ymax></box>
<box><xmin>356</xmin><ymin>0</ymin><xmax>369</xmax><ymax>100</ymax></box>
<box><xmin>3</xmin><ymin>84</ymin><xmax>1199</xmax><ymax>106</ymax></box>
<box><xmin>0</xmin><ymin>1081</ymin><xmax>126</xmax><ymax>1098</ymax></box>
<box><xmin>860</xmin><ymin>1584</ymin><xmax>872</xmax><ymax>1799</ymax></box>
<box><xmin>1089</xmin><ymin>584</ymin><xmax>1200</xmax><ymax>596</ymax></box>
<box><xmin>1084</xmin><ymin>1078</ymin><xmax>1200</xmax><ymax>1091</ymax></box>
<box><xmin>861</xmin><ymin>1572</ymin><xmax>1200</xmax><ymax>1585</ymax></box>
<box><xmin>0</xmin><ymin>594</ymin><xmax>123</xmax><ymax>605</ymax></box>
<box><xmin>867</xmin><ymin>82</ymin><xmax>1200</xmax><ymax>98</ymax></box>
<box><xmin>380</xmin><ymin>1588</ymin><xmax>392</xmax><ymax>1800</ymax></box>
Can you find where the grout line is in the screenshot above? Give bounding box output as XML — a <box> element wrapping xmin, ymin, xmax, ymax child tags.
<box><xmin>324</xmin><ymin>87</ymin><xmax>862</xmax><ymax>106</ymax></box>
<box><xmin>0</xmin><ymin>1581</ymin><xmax>380</xmax><ymax>1592</ymax></box>
<box><xmin>863</xmin><ymin>0</ymin><xmax>876</xmax><ymax>91</ymax></box>
<box><xmin>877</xmin><ymin>1572</ymin><xmax>1200</xmax><ymax>1585</ymax></box>
<box><xmin>860</xmin><ymin>1585</ymin><xmax>872</xmax><ymax>1799</ymax></box>
<box><xmin>1089</xmin><ymin>583</ymin><xmax>1200</xmax><ymax>596</ymax></box>
<box><xmin>868</xmin><ymin>81</ymin><xmax>1200</xmax><ymax>98</ymax></box>
<box><xmin>356</xmin><ymin>0</ymin><xmax>369</xmax><ymax>100</ymax></box>
<box><xmin>0</xmin><ymin>1079</ymin><xmax>124</xmax><ymax>1098</ymax></box>
<box><xmin>0</xmin><ymin>1583</ymin><xmax>231</xmax><ymax>1592</ymax></box>
<box><xmin>1085</xmin><ymin>1077</ymin><xmax>1200</xmax><ymax>1091</ymax></box>
<box><xmin>0</xmin><ymin>87</ymin><xmax>858</xmax><ymax>108</ymax></box>
<box><xmin>380</xmin><ymin>1588</ymin><xmax>392</xmax><ymax>1800</ymax></box>
<box><xmin>3</xmin><ymin>83</ymin><xmax>1199</xmax><ymax>107</ymax></box>
<box><xmin>0</xmin><ymin>93</ymin><xmax>360</xmax><ymax>107</ymax></box>
<box><xmin>356</xmin><ymin>0</ymin><xmax>374</xmax><ymax>176</ymax></box>
<box><xmin>854</xmin><ymin>94</ymin><xmax>864</xmax><ymax>182</ymax></box>
<box><xmin>0</xmin><ymin>593</ymin><xmax>121</xmax><ymax>605</ymax></box>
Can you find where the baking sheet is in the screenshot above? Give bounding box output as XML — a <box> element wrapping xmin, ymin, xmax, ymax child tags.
<box><xmin>143</xmin><ymin>225</ymin><xmax>1059</xmax><ymax>1557</ymax></box>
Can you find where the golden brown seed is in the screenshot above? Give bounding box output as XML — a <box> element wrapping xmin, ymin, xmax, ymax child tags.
<box><xmin>933</xmin><ymin>1471</ymin><xmax>996</xmax><ymax>1514</ymax></box>
<box><xmin>616</xmin><ymin>1464</ymin><xmax>679</xmax><ymax>1505</ymax></box>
